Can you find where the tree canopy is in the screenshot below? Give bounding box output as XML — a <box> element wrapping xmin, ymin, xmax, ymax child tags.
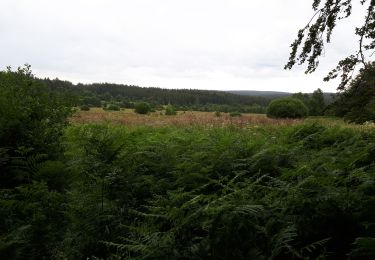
<box><xmin>328</xmin><ymin>62</ymin><xmax>375</xmax><ymax>122</ymax></box>
<box><xmin>292</xmin><ymin>88</ymin><xmax>326</xmax><ymax>116</ymax></box>
<box><xmin>285</xmin><ymin>0</ymin><xmax>375</xmax><ymax>90</ymax></box>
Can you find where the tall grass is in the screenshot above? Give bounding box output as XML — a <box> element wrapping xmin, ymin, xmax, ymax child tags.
<box><xmin>70</xmin><ymin>108</ymin><xmax>302</xmax><ymax>128</ymax></box>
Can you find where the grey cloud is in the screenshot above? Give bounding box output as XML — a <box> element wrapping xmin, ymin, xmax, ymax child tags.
<box><xmin>0</xmin><ymin>0</ymin><xmax>363</xmax><ymax>93</ymax></box>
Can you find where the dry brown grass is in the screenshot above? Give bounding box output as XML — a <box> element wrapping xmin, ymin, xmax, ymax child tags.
<box><xmin>70</xmin><ymin>108</ymin><xmax>303</xmax><ymax>127</ymax></box>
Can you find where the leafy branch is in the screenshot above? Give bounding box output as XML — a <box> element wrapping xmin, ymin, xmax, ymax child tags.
<box><xmin>285</xmin><ymin>0</ymin><xmax>375</xmax><ymax>90</ymax></box>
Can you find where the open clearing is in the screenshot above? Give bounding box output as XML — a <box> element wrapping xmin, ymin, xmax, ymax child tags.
<box><xmin>69</xmin><ymin>108</ymin><xmax>368</xmax><ymax>129</ymax></box>
<box><xmin>71</xmin><ymin>108</ymin><xmax>304</xmax><ymax>127</ymax></box>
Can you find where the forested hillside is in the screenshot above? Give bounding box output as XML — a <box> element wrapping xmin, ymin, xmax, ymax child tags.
<box><xmin>230</xmin><ymin>90</ymin><xmax>336</xmax><ymax>104</ymax></box>
<box><xmin>40</xmin><ymin>78</ymin><xmax>270</xmax><ymax>113</ymax></box>
<box><xmin>228</xmin><ymin>90</ymin><xmax>291</xmax><ymax>99</ymax></box>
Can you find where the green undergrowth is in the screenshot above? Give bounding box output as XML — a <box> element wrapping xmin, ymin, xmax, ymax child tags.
<box><xmin>2</xmin><ymin>122</ymin><xmax>374</xmax><ymax>259</ymax></box>
<box><xmin>59</xmin><ymin>123</ymin><xmax>375</xmax><ymax>259</ymax></box>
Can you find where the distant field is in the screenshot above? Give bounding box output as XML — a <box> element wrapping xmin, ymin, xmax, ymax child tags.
<box><xmin>70</xmin><ymin>108</ymin><xmax>363</xmax><ymax>129</ymax></box>
<box><xmin>70</xmin><ymin>108</ymin><xmax>303</xmax><ymax>127</ymax></box>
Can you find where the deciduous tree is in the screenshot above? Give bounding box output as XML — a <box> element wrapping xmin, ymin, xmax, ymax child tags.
<box><xmin>285</xmin><ymin>0</ymin><xmax>375</xmax><ymax>90</ymax></box>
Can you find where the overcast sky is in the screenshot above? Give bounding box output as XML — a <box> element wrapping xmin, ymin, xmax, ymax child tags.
<box><xmin>0</xmin><ymin>0</ymin><xmax>366</xmax><ymax>92</ymax></box>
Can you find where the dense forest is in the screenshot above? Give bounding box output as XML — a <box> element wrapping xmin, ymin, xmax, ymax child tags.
<box><xmin>40</xmin><ymin>78</ymin><xmax>270</xmax><ymax>113</ymax></box>
<box><xmin>38</xmin><ymin>77</ymin><xmax>332</xmax><ymax>116</ymax></box>
<box><xmin>230</xmin><ymin>90</ymin><xmax>335</xmax><ymax>105</ymax></box>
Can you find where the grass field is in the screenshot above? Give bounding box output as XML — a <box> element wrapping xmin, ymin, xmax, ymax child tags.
<box><xmin>70</xmin><ymin>107</ymin><xmax>375</xmax><ymax>131</ymax></box>
<box><xmin>71</xmin><ymin>108</ymin><xmax>304</xmax><ymax>127</ymax></box>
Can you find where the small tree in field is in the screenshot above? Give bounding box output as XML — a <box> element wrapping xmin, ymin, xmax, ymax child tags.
<box><xmin>106</xmin><ymin>104</ymin><xmax>120</xmax><ymax>111</ymax></box>
<box><xmin>230</xmin><ymin>111</ymin><xmax>242</xmax><ymax>117</ymax></box>
<box><xmin>80</xmin><ymin>105</ymin><xmax>90</xmax><ymax>111</ymax></box>
<box><xmin>134</xmin><ymin>102</ymin><xmax>151</xmax><ymax>114</ymax></box>
<box><xmin>165</xmin><ymin>104</ymin><xmax>177</xmax><ymax>115</ymax></box>
<box><xmin>267</xmin><ymin>97</ymin><xmax>308</xmax><ymax>119</ymax></box>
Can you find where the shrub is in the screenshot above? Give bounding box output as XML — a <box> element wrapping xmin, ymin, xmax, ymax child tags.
<box><xmin>230</xmin><ymin>111</ymin><xmax>242</xmax><ymax>117</ymax></box>
<box><xmin>120</xmin><ymin>100</ymin><xmax>134</xmax><ymax>108</ymax></box>
<box><xmin>267</xmin><ymin>97</ymin><xmax>308</xmax><ymax>118</ymax></box>
<box><xmin>165</xmin><ymin>105</ymin><xmax>177</xmax><ymax>115</ymax></box>
<box><xmin>106</xmin><ymin>104</ymin><xmax>120</xmax><ymax>111</ymax></box>
<box><xmin>80</xmin><ymin>105</ymin><xmax>90</xmax><ymax>111</ymax></box>
<box><xmin>214</xmin><ymin>111</ymin><xmax>221</xmax><ymax>117</ymax></box>
<box><xmin>134</xmin><ymin>102</ymin><xmax>151</xmax><ymax>114</ymax></box>
<box><xmin>82</xmin><ymin>96</ymin><xmax>101</xmax><ymax>107</ymax></box>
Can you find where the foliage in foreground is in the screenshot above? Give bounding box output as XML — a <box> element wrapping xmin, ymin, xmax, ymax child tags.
<box><xmin>1</xmin><ymin>66</ymin><xmax>374</xmax><ymax>259</ymax></box>
<box><xmin>1</xmin><ymin>118</ymin><xmax>375</xmax><ymax>259</ymax></box>
<box><xmin>0</xmin><ymin>65</ymin><xmax>73</xmax><ymax>259</ymax></box>
<box><xmin>57</xmin><ymin>123</ymin><xmax>374</xmax><ymax>259</ymax></box>
<box><xmin>0</xmin><ymin>65</ymin><xmax>73</xmax><ymax>187</ymax></box>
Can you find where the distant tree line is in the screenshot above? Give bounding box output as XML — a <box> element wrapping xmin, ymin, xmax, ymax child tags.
<box><xmin>40</xmin><ymin>79</ymin><xmax>271</xmax><ymax>113</ymax></box>
<box><xmin>38</xmin><ymin>77</ymin><xmax>339</xmax><ymax>116</ymax></box>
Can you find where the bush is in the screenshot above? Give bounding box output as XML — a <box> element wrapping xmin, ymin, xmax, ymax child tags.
<box><xmin>215</xmin><ymin>111</ymin><xmax>221</xmax><ymax>117</ymax></box>
<box><xmin>165</xmin><ymin>105</ymin><xmax>177</xmax><ymax>115</ymax></box>
<box><xmin>267</xmin><ymin>97</ymin><xmax>308</xmax><ymax>118</ymax></box>
<box><xmin>80</xmin><ymin>105</ymin><xmax>90</xmax><ymax>111</ymax></box>
<box><xmin>230</xmin><ymin>111</ymin><xmax>242</xmax><ymax>117</ymax></box>
<box><xmin>120</xmin><ymin>100</ymin><xmax>134</xmax><ymax>108</ymax></box>
<box><xmin>106</xmin><ymin>104</ymin><xmax>120</xmax><ymax>111</ymax></box>
<box><xmin>134</xmin><ymin>102</ymin><xmax>151</xmax><ymax>114</ymax></box>
<box><xmin>82</xmin><ymin>96</ymin><xmax>101</xmax><ymax>107</ymax></box>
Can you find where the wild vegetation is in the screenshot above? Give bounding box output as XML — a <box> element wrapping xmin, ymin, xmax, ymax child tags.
<box><xmin>165</xmin><ymin>104</ymin><xmax>177</xmax><ymax>116</ymax></box>
<box><xmin>41</xmin><ymin>122</ymin><xmax>372</xmax><ymax>260</ymax></box>
<box><xmin>134</xmin><ymin>102</ymin><xmax>152</xmax><ymax>115</ymax></box>
<box><xmin>70</xmin><ymin>108</ymin><xmax>300</xmax><ymax>128</ymax></box>
<box><xmin>267</xmin><ymin>97</ymin><xmax>308</xmax><ymax>119</ymax></box>
<box><xmin>0</xmin><ymin>66</ymin><xmax>374</xmax><ymax>259</ymax></box>
<box><xmin>2</xmin><ymin>0</ymin><xmax>375</xmax><ymax>258</ymax></box>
